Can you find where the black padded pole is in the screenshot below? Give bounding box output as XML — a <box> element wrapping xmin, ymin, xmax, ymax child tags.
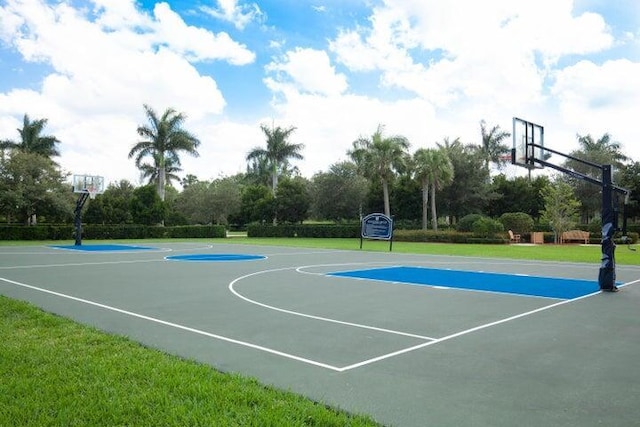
<box><xmin>74</xmin><ymin>192</ymin><xmax>90</xmax><ymax>246</ymax></box>
<box><xmin>598</xmin><ymin>165</ymin><xmax>617</xmax><ymax>291</ymax></box>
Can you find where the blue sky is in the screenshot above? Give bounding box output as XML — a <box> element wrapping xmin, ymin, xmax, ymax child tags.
<box><xmin>0</xmin><ymin>0</ymin><xmax>639</xmax><ymax>186</ymax></box>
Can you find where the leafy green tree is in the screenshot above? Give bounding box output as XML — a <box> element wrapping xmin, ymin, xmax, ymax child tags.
<box><xmin>0</xmin><ymin>114</ymin><xmax>61</xmax><ymax>160</ymax></box>
<box><xmin>275</xmin><ymin>177</ymin><xmax>310</xmax><ymax>224</ymax></box>
<box><xmin>130</xmin><ymin>185</ymin><xmax>165</xmax><ymax>225</ymax></box>
<box><xmin>0</xmin><ymin>151</ymin><xmax>69</xmax><ymax>224</ymax></box>
<box><xmin>246</xmin><ymin>124</ymin><xmax>304</xmax><ymax>196</ymax></box>
<box><xmin>104</xmin><ymin>180</ymin><xmax>135</xmax><ymax>224</ymax></box>
<box><xmin>348</xmin><ymin>124</ymin><xmax>410</xmax><ymax>217</ymax></box>
<box><xmin>209</xmin><ymin>177</ymin><xmax>242</xmax><ymax>225</ymax></box>
<box><xmin>617</xmin><ymin>162</ymin><xmax>640</xmax><ymax>220</ymax></box>
<box><xmin>162</xmin><ymin>186</ymin><xmax>188</xmax><ymax>226</ymax></box>
<box><xmin>235</xmin><ymin>185</ymin><xmax>275</xmax><ymax>225</ymax></box>
<box><xmin>310</xmin><ymin>162</ymin><xmax>368</xmax><ymax>221</ymax></box>
<box><xmin>413</xmin><ymin>147</ymin><xmax>454</xmax><ymax>230</ymax></box>
<box><xmin>180</xmin><ymin>174</ymin><xmax>199</xmax><ymax>189</ymax></box>
<box><xmin>390</xmin><ymin>175</ymin><xmax>421</xmax><ymax>224</ymax></box>
<box><xmin>487</xmin><ymin>174</ymin><xmax>550</xmax><ymax>220</ymax></box>
<box><xmin>176</xmin><ymin>181</ymin><xmax>210</xmax><ymax>224</ymax></box>
<box><xmin>129</xmin><ymin>104</ymin><xmax>200</xmax><ymax>201</ymax></box>
<box><xmin>83</xmin><ymin>197</ymin><xmax>105</xmax><ymax>224</ymax></box>
<box><xmin>539</xmin><ymin>181</ymin><xmax>581</xmax><ymax>243</ymax></box>
<box><xmin>85</xmin><ymin>180</ymin><xmax>136</xmax><ymax>224</ymax></box>
<box><xmin>479</xmin><ymin>120</ymin><xmax>511</xmax><ymax>170</ymax></box>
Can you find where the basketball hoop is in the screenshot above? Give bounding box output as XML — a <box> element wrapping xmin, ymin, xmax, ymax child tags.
<box><xmin>499</xmin><ymin>154</ymin><xmax>512</xmax><ymax>163</ymax></box>
<box><xmin>72</xmin><ymin>174</ymin><xmax>105</xmax><ymax>198</ymax></box>
<box><xmin>85</xmin><ymin>185</ymin><xmax>98</xmax><ymax>199</ymax></box>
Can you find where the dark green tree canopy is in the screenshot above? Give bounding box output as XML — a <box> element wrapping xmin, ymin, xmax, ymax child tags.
<box><xmin>310</xmin><ymin>161</ymin><xmax>368</xmax><ymax>221</ymax></box>
<box><xmin>0</xmin><ymin>151</ymin><xmax>69</xmax><ymax>224</ymax></box>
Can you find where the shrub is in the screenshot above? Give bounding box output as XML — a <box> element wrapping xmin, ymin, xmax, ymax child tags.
<box><xmin>472</xmin><ymin>217</ymin><xmax>504</xmax><ymax>238</ymax></box>
<box><xmin>456</xmin><ymin>214</ymin><xmax>485</xmax><ymax>232</ymax></box>
<box><xmin>246</xmin><ymin>224</ymin><xmax>360</xmax><ymax>238</ymax></box>
<box><xmin>499</xmin><ymin>212</ymin><xmax>534</xmax><ymax>233</ymax></box>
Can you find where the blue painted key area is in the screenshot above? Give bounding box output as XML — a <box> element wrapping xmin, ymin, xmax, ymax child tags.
<box><xmin>328</xmin><ymin>266</ymin><xmax>602</xmax><ymax>299</ymax></box>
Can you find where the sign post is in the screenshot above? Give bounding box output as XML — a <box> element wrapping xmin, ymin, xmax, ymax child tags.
<box><xmin>360</xmin><ymin>213</ymin><xmax>393</xmax><ymax>251</ymax></box>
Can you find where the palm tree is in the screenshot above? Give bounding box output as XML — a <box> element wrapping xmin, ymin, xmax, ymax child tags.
<box><xmin>436</xmin><ymin>136</ymin><xmax>463</xmax><ymax>154</ymax></box>
<box><xmin>565</xmin><ymin>133</ymin><xmax>629</xmax><ymax>222</ymax></box>
<box><xmin>479</xmin><ymin>120</ymin><xmax>511</xmax><ymax>170</ymax></box>
<box><xmin>348</xmin><ymin>124</ymin><xmax>410</xmax><ymax>217</ymax></box>
<box><xmin>1</xmin><ymin>114</ymin><xmax>61</xmax><ymax>160</ymax></box>
<box><xmin>413</xmin><ymin>147</ymin><xmax>454</xmax><ymax>230</ymax></box>
<box><xmin>139</xmin><ymin>153</ymin><xmax>183</xmax><ymax>188</ymax></box>
<box><xmin>574</xmin><ymin>133</ymin><xmax>628</xmax><ymax>166</ymax></box>
<box><xmin>129</xmin><ymin>104</ymin><xmax>200</xmax><ymax>201</ymax></box>
<box><xmin>246</xmin><ymin>124</ymin><xmax>304</xmax><ymax>196</ymax></box>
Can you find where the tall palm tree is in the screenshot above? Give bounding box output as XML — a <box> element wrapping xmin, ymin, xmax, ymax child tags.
<box><xmin>246</xmin><ymin>124</ymin><xmax>304</xmax><ymax>196</ymax></box>
<box><xmin>1</xmin><ymin>114</ymin><xmax>61</xmax><ymax>159</ymax></box>
<box><xmin>413</xmin><ymin>147</ymin><xmax>454</xmax><ymax>230</ymax></box>
<box><xmin>129</xmin><ymin>104</ymin><xmax>200</xmax><ymax>201</ymax></box>
<box><xmin>139</xmin><ymin>153</ymin><xmax>183</xmax><ymax>188</ymax></box>
<box><xmin>479</xmin><ymin>120</ymin><xmax>511</xmax><ymax>170</ymax></box>
<box><xmin>348</xmin><ymin>124</ymin><xmax>410</xmax><ymax>217</ymax></box>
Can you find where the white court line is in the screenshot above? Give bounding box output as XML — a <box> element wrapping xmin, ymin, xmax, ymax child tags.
<box><xmin>4</xmin><ymin>257</ymin><xmax>638</xmax><ymax>372</ymax></box>
<box><xmin>0</xmin><ymin>259</ymin><xmax>164</xmax><ymax>270</ymax></box>
<box><xmin>0</xmin><ymin>276</ymin><xmax>343</xmax><ymax>372</ymax></box>
<box><xmin>228</xmin><ymin>266</ymin><xmax>435</xmax><ymax>341</ymax></box>
<box><xmin>336</xmin><ymin>277</ymin><xmax>640</xmax><ymax>371</ymax></box>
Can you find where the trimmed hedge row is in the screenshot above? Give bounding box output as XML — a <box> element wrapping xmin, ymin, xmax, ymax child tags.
<box><xmin>247</xmin><ymin>225</ymin><xmax>508</xmax><ymax>243</ymax></box>
<box><xmin>246</xmin><ymin>225</ymin><xmax>639</xmax><ymax>245</ymax></box>
<box><xmin>393</xmin><ymin>229</ymin><xmax>507</xmax><ymax>244</ymax></box>
<box><xmin>0</xmin><ymin>225</ymin><xmax>226</xmax><ymax>241</ymax></box>
<box><xmin>247</xmin><ymin>224</ymin><xmax>361</xmax><ymax>238</ymax></box>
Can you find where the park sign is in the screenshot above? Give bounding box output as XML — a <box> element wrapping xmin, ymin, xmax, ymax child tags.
<box><xmin>360</xmin><ymin>213</ymin><xmax>393</xmax><ymax>251</ymax></box>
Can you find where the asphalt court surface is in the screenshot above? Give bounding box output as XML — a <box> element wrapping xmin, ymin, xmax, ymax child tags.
<box><xmin>1</xmin><ymin>241</ymin><xmax>640</xmax><ymax>427</ymax></box>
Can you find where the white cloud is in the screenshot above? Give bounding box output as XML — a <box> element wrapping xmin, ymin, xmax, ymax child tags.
<box><xmin>1</xmin><ymin>0</ymin><xmax>639</xmax><ymax>187</ymax></box>
<box><xmin>0</xmin><ymin>0</ymin><xmax>256</xmax><ymax>185</ymax></box>
<box><xmin>551</xmin><ymin>59</ymin><xmax>640</xmax><ymax>150</ymax></box>
<box><xmin>200</xmin><ymin>0</ymin><xmax>263</xmax><ymax>30</ymax></box>
<box><xmin>152</xmin><ymin>3</ymin><xmax>255</xmax><ymax>64</ymax></box>
<box><xmin>322</xmin><ymin>0</ymin><xmax>637</xmax><ymax>163</ymax></box>
<box><xmin>265</xmin><ymin>48</ymin><xmax>348</xmax><ymax>96</ymax></box>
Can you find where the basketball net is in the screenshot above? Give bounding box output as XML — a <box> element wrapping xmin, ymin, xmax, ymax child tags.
<box><xmin>86</xmin><ymin>185</ymin><xmax>97</xmax><ymax>199</ymax></box>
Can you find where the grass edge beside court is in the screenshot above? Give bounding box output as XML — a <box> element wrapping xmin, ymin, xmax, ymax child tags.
<box><xmin>4</xmin><ymin>237</ymin><xmax>632</xmax><ymax>265</ymax></box>
<box><xmin>0</xmin><ymin>295</ymin><xmax>381</xmax><ymax>426</ymax></box>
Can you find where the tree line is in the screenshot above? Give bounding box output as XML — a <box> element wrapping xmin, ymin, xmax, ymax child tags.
<box><xmin>1</xmin><ymin>106</ymin><xmax>639</xmax><ymax>239</ymax></box>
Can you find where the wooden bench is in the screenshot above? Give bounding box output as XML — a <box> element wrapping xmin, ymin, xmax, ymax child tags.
<box><xmin>561</xmin><ymin>230</ymin><xmax>590</xmax><ymax>244</ymax></box>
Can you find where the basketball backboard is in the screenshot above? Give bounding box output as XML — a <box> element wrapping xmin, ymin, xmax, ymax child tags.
<box><xmin>72</xmin><ymin>174</ymin><xmax>105</xmax><ymax>198</ymax></box>
<box><xmin>512</xmin><ymin>117</ymin><xmax>544</xmax><ymax>169</ymax></box>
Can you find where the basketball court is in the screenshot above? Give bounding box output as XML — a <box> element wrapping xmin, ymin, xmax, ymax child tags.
<box><xmin>1</xmin><ymin>241</ymin><xmax>639</xmax><ymax>426</ymax></box>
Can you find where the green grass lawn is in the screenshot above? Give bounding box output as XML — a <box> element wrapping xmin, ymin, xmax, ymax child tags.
<box><xmin>0</xmin><ymin>295</ymin><xmax>380</xmax><ymax>426</ymax></box>
<box><xmin>1</xmin><ymin>237</ymin><xmax>638</xmax><ymax>426</ymax></box>
<box><xmin>2</xmin><ymin>237</ymin><xmax>638</xmax><ymax>265</ymax></box>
